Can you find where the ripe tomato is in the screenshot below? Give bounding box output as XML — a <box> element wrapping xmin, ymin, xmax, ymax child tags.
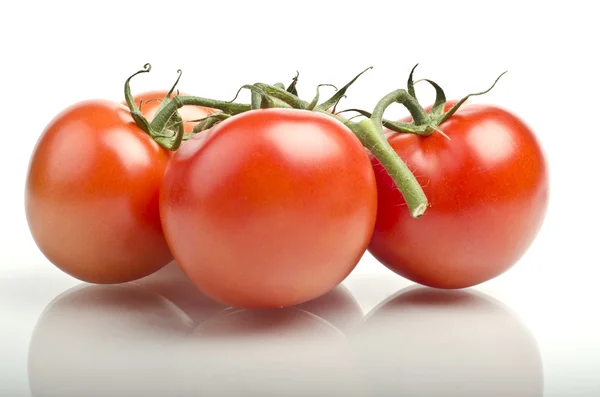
<box><xmin>129</xmin><ymin>90</ymin><xmax>213</xmax><ymax>133</ymax></box>
<box><xmin>25</xmin><ymin>100</ymin><xmax>173</xmax><ymax>283</ymax></box>
<box><xmin>369</xmin><ymin>103</ymin><xmax>549</xmax><ymax>288</ymax></box>
<box><xmin>160</xmin><ymin>108</ymin><xmax>377</xmax><ymax>308</ymax></box>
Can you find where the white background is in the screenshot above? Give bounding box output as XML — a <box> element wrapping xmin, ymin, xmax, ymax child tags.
<box><xmin>1</xmin><ymin>1</ymin><xmax>599</xmax><ymax>396</ymax></box>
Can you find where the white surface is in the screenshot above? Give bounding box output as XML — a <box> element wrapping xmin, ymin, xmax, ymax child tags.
<box><xmin>1</xmin><ymin>1</ymin><xmax>599</xmax><ymax>396</ymax></box>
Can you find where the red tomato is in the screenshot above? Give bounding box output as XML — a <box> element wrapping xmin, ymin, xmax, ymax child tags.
<box><xmin>160</xmin><ymin>108</ymin><xmax>377</xmax><ymax>308</ymax></box>
<box><xmin>25</xmin><ymin>100</ymin><xmax>173</xmax><ymax>283</ymax></box>
<box><xmin>369</xmin><ymin>103</ymin><xmax>549</xmax><ymax>288</ymax></box>
<box><xmin>128</xmin><ymin>90</ymin><xmax>213</xmax><ymax>134</ymax></box>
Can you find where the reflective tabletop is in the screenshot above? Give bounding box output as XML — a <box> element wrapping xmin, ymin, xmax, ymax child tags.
<box><xmin>2</xmin><ymin>257</ymin><xmax>599</xmax><ymax>397</ymax></box>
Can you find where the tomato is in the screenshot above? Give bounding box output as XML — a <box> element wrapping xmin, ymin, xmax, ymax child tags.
<box><xmin>369</xmin><ymin>103</ymin><xmax>549</xmax><ymax>288</ymax></box>
<box><xmin>160</xmin><ymin>108</ymin><xmax>377</xmax><ymax>308</ymax></box>
<box><xmin>352</xmin><ymin>286</ymin><xmax>543</xmax><ymax>396</ymax></box>
<box><xmin>25</xmin><ymin>100</ymin><xmax>173</xmax><ymax>283</ymax></box>
<box><xmin>129</xmin><ymin>90</ymin><xmax>213</xmax><ymax>134</ymax></box>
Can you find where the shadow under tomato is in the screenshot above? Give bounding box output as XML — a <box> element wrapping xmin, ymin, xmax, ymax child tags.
<box><xmin>27</xmin><ymin>277</ymin><xmax>366</xmax><ymax>397</ymax></box>
<box><xmin>133</xmin><ymin>261</ymin><xmax>229</xmax><ymax>325</ymax></box>
<box><xmin>295</xmin><ymin>284</ymin><xmax>364</xmax><ymax>333</ymax></box>
<box><xmin>133</xmin><ymin>261</ymin><xmax>364</xmax><ymax>333</ymax></box>
<box><xmin>351</xmin><ymin>286</ymin><xmax>544</xmax><ymax>397</ymax></box>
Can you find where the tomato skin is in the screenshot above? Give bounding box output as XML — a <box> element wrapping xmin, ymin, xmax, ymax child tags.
<box><xmin>25</xmin><ymin>100</ymin><xmax>173</xmax><ymax>283</ymax></box>
<box><xmin>160</xmin><ymin>108</ymin><xmax>377</xmax><ymax>308</ymax></box>
<box><xmin>129</xmin><ymin>90</ymin><xmax>213</xmax><ymax>134</ymax></box>
<box><xmin>369</xmin><ymin>104</ymin><xmax>549</xmax><ymax>288</ymax></box>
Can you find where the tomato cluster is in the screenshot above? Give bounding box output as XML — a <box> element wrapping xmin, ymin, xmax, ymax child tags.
<box><xmin>25</xmin><ymin>65</ymin><xmax>548</xmax><ymax>308</ymax></box>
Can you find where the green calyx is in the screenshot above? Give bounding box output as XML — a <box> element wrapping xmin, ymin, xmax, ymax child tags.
<box><xmin>339</xmin><ymin>65</ymin><xmax>507</xmax><ymax>139</ymax></box>
<box><xmin>124</xmin><ymin>64</ymin><xmax>251</xmax><ymax>150</ymax></box>
<box><xmin>124</xmin><ymin>64</ymin><xmax>183</xmax><ymax>150</ymax></box>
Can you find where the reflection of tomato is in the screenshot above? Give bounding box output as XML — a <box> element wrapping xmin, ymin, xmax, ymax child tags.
<box><xmin>25</xmin><ymin>100</ymin><xmax>173</xmax><ymax>283</ymax></box>
<box><xmin>129</xmin><ymin>90</ymin><xmax>213</xmax><ymax>133</ymax></box>
<box><xmin>296</xmin><ymin>285</ymin><xmax>363</xmax><ymax>333</ymax></box>
<box><xmin>28</xmin><ymin>281</ymin><xmax>365</xmax><ymax>397</ymax></box>
<box><xmin>369</xmin><ymin>103</ymin><xmax>549</xmax><ymax>288</ymax></box>
<box><xmin>133</xmin><ymin>262</ymin><xmax>228</xmax><ymax>325</ymax></box>
<box><xmin>28</xmin><ymin>284</ymin><xmax>194</xmax><ymax>397</ymax></box>
<box><xmin>161</xmin><ymin>108</ymin><xmax>377</xmax><ymax>308</ymax></box>
<box><xmin>135</xmin><ymin>264</ymin><xmax>363</xmax><ymax>331</ymax></box>
<box><xmin>187</xmin><ymin>307</ymin><xmax>367</xmax><ymax>396</ymax></box>
<box><xmin>353</xmin><ymin>286</ymin><xmax>543</xmax><ymax>397</ymax></box>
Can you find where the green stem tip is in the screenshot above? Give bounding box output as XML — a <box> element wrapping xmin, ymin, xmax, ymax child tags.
<box><xmin>349</xmin><ymin>118</ymin><xmax>428</xmax><ymax>218</ymax></box>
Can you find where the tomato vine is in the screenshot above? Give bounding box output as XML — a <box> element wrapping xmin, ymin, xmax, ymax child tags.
<box><xmin>123</xmin><ymin>64</ymin><xmax>504</xmax><ymax>218</ymax></box>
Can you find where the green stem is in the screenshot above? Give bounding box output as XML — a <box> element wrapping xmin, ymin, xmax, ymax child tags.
<box><xmin>251</xmin><ymin>90</ymin><xmax>262</xmax><ymax>109</ymax></box>
<box><xmin>407</xmin><ymin>63</ymin><xmax>419</xmax><ymax>100</ymax></box>
<box><xmin>240</xmin><ymin>85</ymin><xmax>293</xmax><ymax>109</ymax></box>
<box><xmin>351</xmin><ymin>119</ymin><xmax>428</xmax><ymax>218</ymax></box>
<box><xmin>151</xmin><ymin>96</ymin><xmax>251</xmax><ymax>133</ymax></box>
<box><xmin>315</xmin><ymin>67</ymin><xmax>372</xmax><ymax>112</ymax></box>
<box><xmin>254</xmin><ymin>83</ymin><xmax>309</xmax><ymax>109</ymax></box>
<box><xmin>196</xmin><ymin>116</ymin><xmax>221</xmax><ymax>132</ymax></box>
<box><xmin>191</xmin><ymin>112</ymin><xmax>231</xmax><ymax>134</ymax></box>
<box><xmin>414</xmin><ymin>78</ymin><xmax>446</xmax><ymax>117</ymax></box>
<box><xmin>338</xmin><ymin>108</ymin><xmax>428</xmax><ymax>134</ymax></box>
<box><xmin>372</xmin><ymin>89</ymin><xmax>430</xmax><ymax>127</ymax></box>
<box><xmin>438</xmin><ymin>71</ymin><xmax>507</xmax><ymax>125</ymax></box>
<box><xmin>124</xmin><ymin>63</ymin><xmax>152</xmax><ymax>135</ymax></box>
<box><xmin>286</xmin><ymin>71</ymin><xmax>299</xmax><ymax>95</ymax></box>
<box><xmin>308</xmin><ymin>84</ymin><xmax>337</xmax><ymax>110</ymax></box>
